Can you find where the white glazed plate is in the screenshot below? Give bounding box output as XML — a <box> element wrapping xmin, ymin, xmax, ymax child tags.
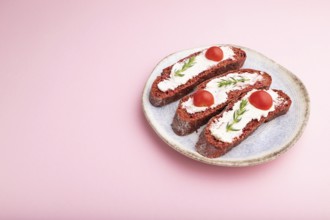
<box><xmin>142</xmin><ymin>44</ymin><xmax>310</xmax><ymax>166</ymax></box>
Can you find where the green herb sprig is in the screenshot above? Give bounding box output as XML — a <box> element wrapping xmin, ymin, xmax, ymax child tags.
<box><xmin>174</xmin><ymin>56</ymin><xmax>196</xmax><ymax>77</ymax></box>
<box><xmin>226</xmin><ymin>99</ymin><xmax>248</xmax><ymax>132</ymax></box>
<box><xmin>218</xmin><ymin>76</ymin><xmax>249</xmax><ymax>87</ymax></box>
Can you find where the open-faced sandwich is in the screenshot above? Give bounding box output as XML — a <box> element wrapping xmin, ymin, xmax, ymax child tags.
<box><xmin>149</xmin><ymin>46</ymin><xmax>246</xmax><ymax>107</ymax></box>
<box><xmin>172</xmin><ymin>69</ymin><xmax>272</xmax><ymax>136</ymax></box>
<box><xmin>195</xmin><ymin>89</ymin><xmax>292</xmax><ymax>158</ymax></box>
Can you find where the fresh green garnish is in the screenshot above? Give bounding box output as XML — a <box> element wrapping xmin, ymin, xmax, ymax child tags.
<box><xmin>174</xmin><ymin>56</ymin><xmax>196</xmax><ymax>77</ymax></box>
<box><xmin>226</xmin><ymin>99</ymin><xmax>248</xmax><ymax>132</ymax></box>
<box><xmin>218</xmin><ymin>76</ymin><xmax>249</xmax><ymax>87</ymax></box>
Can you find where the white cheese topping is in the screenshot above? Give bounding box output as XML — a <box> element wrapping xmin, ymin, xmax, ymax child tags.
<box><xmin>157</xmin><ymin>46</ymin><xmax>235</xmax><ymax>92</ymax></box>
<box><xmin>181</xmin><ymin>72</ymin><xmax>264</xmax><ymax>114</ymax></box>
<box><xmin>209</xmin><ymin>89</ymin><xmax>284</xmax><ymax>143</ymax></box>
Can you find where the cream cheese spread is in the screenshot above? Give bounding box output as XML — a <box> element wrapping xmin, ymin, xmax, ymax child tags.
<box><xmin>209</xmin><ymin>89</ymin><xmax>284</xmax><ymax>143</ymax></box>
<box><xmin>181</xmin><ymin>72</ymin><xmax>264</xmax><ymax>114</ymax></box>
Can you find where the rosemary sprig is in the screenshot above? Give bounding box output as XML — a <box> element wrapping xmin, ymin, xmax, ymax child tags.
<box><xmin>226</xmin><ymin>99</ymin><xmax>248</xmax><ymax>132</ymax></box>
<box><xmin>174</xmin><ymin>56</ymin><xmax>196</xmax><ymax>77</ymax></box>
<box><xmin>218</xmin><ymin>76</ymin><xmax>250</xmax><ymax>87</ymax></box>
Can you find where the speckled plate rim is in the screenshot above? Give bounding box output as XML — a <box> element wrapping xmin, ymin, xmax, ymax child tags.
<box><xmin>142</xmin><ymin>44</ymin><xmax>310</xmax><ymax>167</ymax></box>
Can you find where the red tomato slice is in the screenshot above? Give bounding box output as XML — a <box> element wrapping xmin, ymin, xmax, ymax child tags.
<box><xmin>193</xmin><ymin>90</ymin><xmax>214</xmax><ymax>107</ymax></box>
<box><xmin>248</xmin><ymin>90</ymin><xmax>273</xmax><ymax>110</ymax></box>
<box><xmin>205</xmin><ymin>46</ymin><xmax>223</xmax><ymax>61</ymax></box>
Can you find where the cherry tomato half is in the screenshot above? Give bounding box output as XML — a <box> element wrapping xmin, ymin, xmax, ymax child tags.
<box><xmin>193</xmin><ymin>90</ymin><xmax>214</xmax><ymax>107</ymax></box>
<box><xmin>205</xmin><ymin>46</ymin><xmax>223</xmax><ymax>61</ymax></box>
<box><xmin>248</xmin><ymin>90</ymin><xmax>273</xmax><ymax>110</ymax></box>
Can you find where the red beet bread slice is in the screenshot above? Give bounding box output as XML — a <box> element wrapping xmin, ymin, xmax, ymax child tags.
<box><xmin>149</xmin><ymin>45</ymin><xmax>246</xmax><ymax>107</ymax></box>
<box><xmin>171</xmin><ymin>69</ymin><xmax>272</xmax><ymax>136</ymax></box>
<box><xmin>195</xmin><ymin>89</ymin><xmax>292</xmax><ymax>158</ymax></box>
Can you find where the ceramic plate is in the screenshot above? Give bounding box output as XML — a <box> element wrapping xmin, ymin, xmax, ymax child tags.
<box><xmin>142</xmin><ymin>44</ymin><xmax>310</xmax><ymax>166</ymax></box>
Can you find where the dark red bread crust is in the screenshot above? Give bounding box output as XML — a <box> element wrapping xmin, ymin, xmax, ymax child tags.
<box><xmin>195</xmin><ymin>89</ymin><xmax>292</xmax><ymax>158</ymax></box>
<box><xmin>149</xmin><ymin>47</ymin><xmax>246</xmax><ymax>107</ymax></box>
<box><xmin>171</xmin><ymin>69</ymin><xmax>272</xmax><ymax>136</ymax></box>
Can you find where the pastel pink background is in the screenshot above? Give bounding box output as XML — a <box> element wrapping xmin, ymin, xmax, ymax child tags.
<box><xmin>0</xmin><ymin>0</ymin><xmax>328</xmax><ymax>219</ymax></box>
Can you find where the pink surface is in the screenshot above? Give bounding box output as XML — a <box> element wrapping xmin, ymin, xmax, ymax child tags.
<box><xmin>0</xmin><ymin>1</ymin><xmax>328</xmax><ymax>219</ymax></box>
